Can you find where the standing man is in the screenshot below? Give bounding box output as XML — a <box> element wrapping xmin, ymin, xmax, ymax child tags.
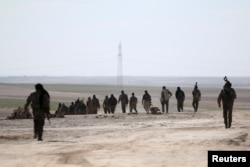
<box><xmin>175</xmin><ymin>87</ymin><xmax>185</xmax><ymax>112</ymax></box>
<box><xmin>69</xmin><ymin>102</ymin><xmax>75</xmax><ymax>115</ymax></box>
<box><xmin>129</xmin><ymin>92</ymin><xmax>138</xmax><ymax>114</ymax></box>
<box><xmin>109</xmin><ymin>94</ymin><xmax>117</xmax><ymax>114</ymax></box>
<box><xmin>192</xmin><ymin>82</ymin><xmax>201</xmax><ymax>112</ymax></box>
<box><xmin>142</xmin><ymin>90</ymin><xmax>152</xmax><ymax>114</ymax></box>
<box><xmin>103</xmin><ymin>95</ymin><xmax>110</xmax><ymax>114</ymax></box>
<box><xmin>92</xmin><ymin>95</ymin><xmax>100</xmax><ymax>114</ymax></box>
<box><xmin>24</xmin><ymin>83</ymin><xmax>50</xmax><ymax>141</ymax></box>
<box><xmin>86</xmin><ymin>97</ymin><xmax>92</xmax><ymax>114</ymax></box>
<box><xmin>217</xmin><ymin>76</ymin><xmax>237</xmax><ymax>129</ymax></box>
<box><xmin>161</xmin><ymin>86</ymin><xmax>172</xmax><ymax>113</ymax></box>
<box><xmin>118</xmin><ymin>90</ymin><xmax>129</xmax><ymax>113</ymax></box>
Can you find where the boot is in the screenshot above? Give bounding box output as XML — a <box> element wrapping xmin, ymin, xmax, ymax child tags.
<box><xmin>38</xmin><ymin>133</ymin><xmax>43</xmax><ymax>141</ymax></box>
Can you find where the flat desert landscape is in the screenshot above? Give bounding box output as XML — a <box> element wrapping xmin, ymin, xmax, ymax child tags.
<box><xmin>0</xmin><ymin>80</ymin><xmax>249</xmax><ymax>167</ymax></box>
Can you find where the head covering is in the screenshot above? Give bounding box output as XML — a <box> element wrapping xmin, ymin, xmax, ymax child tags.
<box><xmin>35</xmin><ymin>83</ymin><xmax>44</xmax><ymax>91</ymax></box>
<box><xmin>35</xmin><ymin>83</ymin><xmax>49</xmax><ymax>108</ymax></box>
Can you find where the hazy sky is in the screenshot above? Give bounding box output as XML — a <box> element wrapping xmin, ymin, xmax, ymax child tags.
<box><xmin>1</xmin><ymin>0</ymin><xmax>250</xmax><ymax>77</ymax></box>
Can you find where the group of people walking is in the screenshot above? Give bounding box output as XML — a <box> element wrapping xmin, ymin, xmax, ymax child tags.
<box><xmin>23</xmin><ymin>76</ymin><xmax>237</xmax><ymax>141</ymax></box>
<box><xmin>160</xmin><ymin>83</ymin><xmax>201</xmax><ymax>113</ymax></box>
<box><xmin>83</xmin><ymin>84</ymin><xmax>197</xmax><ymax>116</ymax></box>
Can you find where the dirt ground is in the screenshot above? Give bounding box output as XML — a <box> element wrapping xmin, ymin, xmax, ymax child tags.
<box><xmin>0</xmin><ymin>111</ymin><xmax>249</xmax><ymax>167</ymax></box>
<box><xmin>0</xmin><ymin>84</ymin><xmax>249</xmax><ymax>167</ymax></box>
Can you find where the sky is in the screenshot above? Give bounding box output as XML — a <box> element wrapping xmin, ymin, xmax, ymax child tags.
<box><xmin>0</xmin><ymin>0</ymin><xmax>250</xmax><ymax>77</ymax></box>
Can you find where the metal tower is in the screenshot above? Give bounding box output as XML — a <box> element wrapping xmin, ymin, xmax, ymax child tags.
<box><xmin>117</xmin><ymin>42</ymin><xmax>123</xmax><ymax>89</ymax></box>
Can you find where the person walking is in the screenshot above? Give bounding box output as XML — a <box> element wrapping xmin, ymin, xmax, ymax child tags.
<box><xmin>217</xmin><ymin>76</ymin><xmax>237</xmax><ymax>128</ymax></box>
<box><xmin>129</xmin><ymin>92</ymin><xmax>138</xmax><ymax>114</ymax></box>
<box><xmin>92</xmin><ymin>95</ymin><xmax>100</xmax><ymax>114</ymax></box>
<box><xmin>175</xmin><ymin>87</ymin><xmax>185</xmax><ymax>112</ymax></box>
<box><xmin>142</xmin><ymin>90</ymin><xmax>152</xmax><ymax>114</ymax></box>
<box><xmin>103</xmin><ymin>95</ymin><xmax>110</xmax><ymax>114</ymax></box>
<box><xmin>192</xmin><ymin>82</ymin><xmax>201</xmax><ymax>112</ymax></box>
<box><xmin>118</xmin><ymin>90</ymin><xmax>129</xmax><ymax>113</ymax></box>
<box><xmin>86</xmin><ymin>97</ymin><xmax>93</xmax><ymax>114</ymax></box>
<box><xmin>24</xmin><ymin>83</ymin><xmax>50</xmax><ymax>141</ymax></box>
<box><xmin>161</xmin><ymin>86</ymin><xmax>172</xmax><ymax>113</ymax></box>
<box><xmin>108</xmin><ymin>94</ymin><xmax>117</xmax><ymax>114</ymax></box>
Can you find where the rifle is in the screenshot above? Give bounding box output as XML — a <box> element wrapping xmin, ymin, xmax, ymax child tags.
<box><xmin>224</xmin><ymin>76</ymin><xmax>228</xmax><ymax>82</ymax></box>
<box><xmin>223</xmin><ymin>76</ymin><xmax>232</xmax><ymax>87</ymax></box>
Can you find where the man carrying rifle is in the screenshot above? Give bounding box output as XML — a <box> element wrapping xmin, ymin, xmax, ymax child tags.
<box><xmin>24</xmin><ymin>83</ymin><xmax>50</xmax><ymax>141</ymax></box>
<box><xmin>217</xmin><ymin>76</ymin><xmax>237</xmax><ymax>129</ymax></box>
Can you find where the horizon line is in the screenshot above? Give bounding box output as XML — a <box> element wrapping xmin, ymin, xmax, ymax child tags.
<box><xmin>1</xmin><ymin>75</ymin><xmax>250</xmax><ymax>78</ymax></box>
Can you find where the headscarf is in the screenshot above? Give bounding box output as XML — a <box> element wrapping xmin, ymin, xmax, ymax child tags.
<box><xmin>35</xmin><ymin>83</ymin><xmax>50</xmax><ymax>109</ymax></box>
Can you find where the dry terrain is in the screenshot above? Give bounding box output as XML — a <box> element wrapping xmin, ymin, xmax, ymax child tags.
<box><xmin>0</xmin><ymin>84</ymin><xmax>249</xmax><ymax>167</ymax></box>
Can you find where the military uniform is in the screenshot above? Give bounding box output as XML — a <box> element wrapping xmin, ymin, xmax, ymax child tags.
<box><xmin>24</xmin><ymin>84</ymin><xmax>50</xmax><ymax>141</ymax></box>
<box><xmin>103</xmin><ymin>96</ymin><xmax>110</xmax><ymax>114</ymax></box>
<box><xmin>108</xmin><ymin>94</ymin><xmax>117</xmax><ymax>114</ymax></box>
<box><xmin>87</xmin><ymin>97</ymin><xmax>93</xmax><ymax>114</ymax></box>
<box><xmin>92</xmin><ymin>95</ymin><xmax>100</xmax><ymax>114</ymax></box>
<box><xmin>142</xmin><ymin>90</ymin><xmax>151</xmax><ymax>114</ymax></box>
<box><xmin>69</xmin><ymin>102</ymin><xmax>75</xmax><ymax>114</ymax></box>
<box><xmin>129</xmin><ymin>93</ymin><xmax>138</xmax><ymax>113</ymax></box>
<box><xmin>175</xmin><ymin>87</ymin><xmax>185</xmax><ymax>112</ymax></box>
<box><xmin>161</xmin><ymin>86</ymin><xmax>172</xmax><ymax>113</ymax></box>
<box><xmin>217</xmin><ymin>78</ymin><xmax>236</xmax><ymax>128</ymax></box>
<box><xmin>192</xmin><ymin>83</ymin><xmax>201</xmax><ymax>112</ymax></box>
<box><xmin>118</xmin><ymin>91</ymin><xmax>129</xmax><ymax>113</ymax></box>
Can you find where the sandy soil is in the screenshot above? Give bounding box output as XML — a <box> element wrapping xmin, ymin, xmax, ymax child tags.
<box><xmin>0</xmin><ymin>84</ymin><xmax>249</xmax><ymax>167</ymax></box>
<box><xmin>0</xmin><ymin>110</ymin><xmax>249</xmax><ymax>167</ymax></box>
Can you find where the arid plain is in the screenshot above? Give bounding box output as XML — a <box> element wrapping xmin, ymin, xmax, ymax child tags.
<box><xmin>0</xmin><ymin>80</ymin><xmax>249</xmax><ymax>167</ymax></box>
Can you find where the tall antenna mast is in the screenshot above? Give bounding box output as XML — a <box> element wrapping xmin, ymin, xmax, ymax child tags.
<box><xmin>117</xmin><ymin>42</ymin><xmax>123</xmax><ymax>89</ymax></box>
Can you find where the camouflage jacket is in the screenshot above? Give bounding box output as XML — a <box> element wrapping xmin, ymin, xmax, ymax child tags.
<box><xmin>118</xmin><ymin>94</ymin><xmax>129</xmax><ymax>105</ymax></box>
<box><xmin>103</xmin><ymin>98</ymin><xmax>110</xmax><ymax>109</ymax></box>
<box><xmin>129</xmin><ymin>96</ymin><xmax>138</xmax><ymax>106</ymax></box>
<box><xmin>92</xmin><ymin>98</ymin><xmax>100</xmax><ymax>108</ymax></box>
<box><xmin>192</xmin><ymin>89</ymin><xmax>201</xmax><ymax>100</ymax></box>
